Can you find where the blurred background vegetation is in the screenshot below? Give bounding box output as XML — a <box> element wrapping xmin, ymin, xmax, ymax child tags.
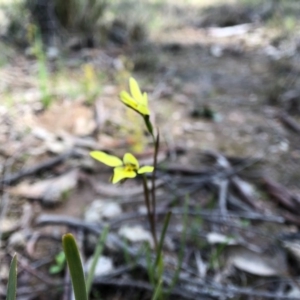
<box><xmin>0</xmin><ymin>0</ymin><xmax>299</xmax><ymax>51</ymax></box>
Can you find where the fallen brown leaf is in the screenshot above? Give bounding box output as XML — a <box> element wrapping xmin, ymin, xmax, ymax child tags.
<box><xmin>9</xmin><ymin>169</ymin><xmax>79</xmax><ymax>206</ymax></box>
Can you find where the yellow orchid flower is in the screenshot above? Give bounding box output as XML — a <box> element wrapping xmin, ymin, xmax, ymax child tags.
<box><xmin>119</xmin><ymin>77</ymin><xmax>150</xmax><ymax>116</ymax></box>
<box><xmin>90</xmin><ymin>151</ymin><xmax>154</xmax><ymax>184</ymax></box>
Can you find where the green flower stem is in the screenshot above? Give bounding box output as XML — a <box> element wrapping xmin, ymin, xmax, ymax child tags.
<box><xmin>142</xmin><ymin>174</ymin><xmax>158</xmax><ymax>250</ymax></box>
<box><xmin>151</xmin><ymin>131</ymin><xmax>159</xmax><ymax>238</ymax></box>
<box><xmin>144</xmin><ymin>115</ymin><xmax>154</xmax><ymax>136</ymax></box>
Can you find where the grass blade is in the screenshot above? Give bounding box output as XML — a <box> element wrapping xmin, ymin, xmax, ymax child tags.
<box><xmin>6</xmin><ymin>254</ymin><xmax>17</xmax><ymax>300</ymax></box>
<box><xmin>151</xmin><ymin>279</ymin><xmax>163</xmax><ymax>300</ymax></box>
<box><xmin>62</xmin><ymin>233</ymin><xmax>88</xmax><ymax>300</ymax></box>
<box><xmin>155</xmin><ymin>211</ymin><xmax>171</xmax><ymax>268</ymax></box>
<box><xmin>86</xmin><ymin>225</ymin><xmax>109</xmax><ymax>295</ymax></box>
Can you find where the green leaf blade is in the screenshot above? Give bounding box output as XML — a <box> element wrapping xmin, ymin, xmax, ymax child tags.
<box><xmin>6</xmin><ymin>254</ymin><xmax>17</xmax><ymax>300</ymax></box>
<box><xmin>62</xmin><ymin>233</ymin><xmax>88</xmax><ymax>300</ymax></box>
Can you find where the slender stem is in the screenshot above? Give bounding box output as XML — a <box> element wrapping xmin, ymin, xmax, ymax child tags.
<box><xmin>151</xmin><ymin>131</ymin><xmax>159</xmax><ymax>240</ymax></box>
<box><xmin>142</xmin><ymin>175</ymin><xmax>158</xmax><ymax>250</ymax></box>
<box><xmin>155</xmin><ymin>211</ymin><xmax>171</xmax><ymax>268</ymax></box>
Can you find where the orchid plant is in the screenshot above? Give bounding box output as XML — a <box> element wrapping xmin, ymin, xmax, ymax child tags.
<box><xmin>90</xmin><ymin>77</ymin><xmax>160</xmax><ymax>250</ymax></box>
<box><xmin>90</xmin><ymin>78</ymin><xmax>170</xmax><ymax>297</ymax></box>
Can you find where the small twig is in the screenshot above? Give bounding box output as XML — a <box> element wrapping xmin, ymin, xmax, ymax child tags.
<box><xmin>109</xmin><ymin>208</ymin><xmax>284</xmax><ymax>228</ymax></box>
<box><xmin>36</xmin><ymin>215</ymin><xmax>104</xmax><ymax>233</ymax></box>
<box><xmin>36</xmin><ymin>215</ymin><xmax>140</xmax><ymax>258</ymax></box>
<box><xmin>178</xmin><ymin>276</ymin><xmax>300</xmax><ymax>299</ymax></box>
<box><xmin>92</xmin><ymin>277</ymin><xmax>212</xmax><ymax>300</ymax></box>
<box><xmin>278</xmin><ymin>111</ymin><xmax>300</xmax><ymax>134</ymax></box>
<box><xmin>16</xmin><ymin>252</ymin><xmax>60</xmax><ymax>286</ymax></box>
<box><xmin>0</xmin><ymin>150</ymin><xmax>77</xmax><ymax>186</ymax></box>
<box><xmin>231</xmin><ymin>176</ymin><xmax>262</xmax><ymax>211</ymax></box>
<box><xmin>218</xmin><ymin>179</ymin><xmax>229</xmax><ymax>216</ymax></box>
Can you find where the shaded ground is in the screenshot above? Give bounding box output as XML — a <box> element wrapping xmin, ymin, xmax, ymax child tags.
<box><xmin>2</xmin><ymin>0</ymin><xmax>300</xmax><ymax>299</ymax></box>
<box><xmin>148</xmin><ymin>15</ymin><xmax>300</xmax><ymax>188</ymax></box>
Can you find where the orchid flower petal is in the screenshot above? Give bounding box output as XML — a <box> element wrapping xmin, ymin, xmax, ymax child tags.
<box><xmin>123</xmin><ymin>153</ymin><xmax>139</xmax><ymax>169</ymax></box>
<box><xmin>120</xmin><ymin>78</ymin><xmax>150</xmax><ymax>116</ymax></box>
<box><xmin>112</xmin><ymin>166</ymin><xmax>136</xmax><ymax>183</ymax></box>
<box><xmin>129</xmin><ymin>77</ymin><xmax>143</xmax><ymax>102</ymax></box>
<box><xmin>90</xmin><ymin>151</ymin><xmax>122</xmax><ymax>167</ymax></box>
<box><xmin>137</xmin><ymin>103</ymin><xmax>150</xmax><ymax>116</ymax></box>
<box><xmin>138</xmin><ymin>166</ymin><xmax>154</xmax><ymax>174</ymax></box>
<box><xmin>120</xmin><ymin>91</ymin><xmax>139</xmax><ymax>110</ymax></box>
<box><xmin>142</xmin><ymin>92</ymin><xmax>148</xmax><ymax>106</ymax></box>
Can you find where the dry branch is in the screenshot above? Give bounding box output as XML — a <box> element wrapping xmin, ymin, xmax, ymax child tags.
<box><xmin>0</xmin><ymin>150</ymin><xmax>78</xmax><ymax>186</ymax></box>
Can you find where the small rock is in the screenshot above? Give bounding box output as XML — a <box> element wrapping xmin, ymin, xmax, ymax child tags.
<box><xmin>8</xmin><ymin>231</ymin><xmax>26</xmax><ymax>249</ymax></box>
<box><xmin>85</xmin><ymin>200</ymin><xmax>122</xmax><ymax>222</ymax></box>
<box><xmin>102</xmin><ymin>203</ymin><xmax>122</xmax><ymax>219</ymax></box>
<box><xmin>118</xmin><ymin>225</ymin><xmax>153</xmax><ymax>246</ymax></box>
<box><xmin>206</xmin><ymin>232</ymin><xmax>237</xmax><ymax>245</ymax></box>
<box><xmin>85</xmin><ymin>256</ymin><xmax>114</xmax><ymax>277</ymax></box>
<box><xmin>74</xmin><ymin>117</ymin><xmax>96</xmax><ymax>136</ymax></box>
<box><xmin>85</xmin><ymin>209</ymin><xmax>101</xmax><ymax>223</ymax></box>
<box><xmin>210</xmin><ymin>45</ymin><xmax>223</xmax><ymax>57</ymax></box>
<box><xmin>0</xmin><ymin>218</ymin><xmax>19</xmax><ymax>239</ymax></box>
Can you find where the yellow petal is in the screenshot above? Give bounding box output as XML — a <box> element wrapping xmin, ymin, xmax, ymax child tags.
<box><xmin>129</xmin><ymin>77</ymin><xmax>143</xmax><ymax>102</ymax></box>
<box><xmin>112</xmin><ymin>166</ymin><xmax>136</xmax><ymax>184</ymax></box>
<box><xmin>120</xmin><ymin>90</ymin><xmax>150</xmax><ymax>116</ymax></box>
<box><xmin>123</xmin><ymin>153</ymin><xmax>139</xmax><ymax>169</ymax></box>
<box><xmin>90</xmin><ymin>151</ymin><xmax>122</xmax><ymax>167</ymax></box>
<box><xmin>120</xmin><ymin>91</ymin><xmax>139</xmax><ymax>110</ymax></box>
<box><xmin>142</xmin><ymin>92</ymin><xmax>148</xmax><ymax>106</ymax></box>
<box><xmin>137</xmin><ymin>104</ymin><xmax>150</xmax><ymax>116</ymax></box>
<box><xmin>138</xmin><ymin>166</ymin><xmax>154</xmax><ymax>174</ymax></box>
